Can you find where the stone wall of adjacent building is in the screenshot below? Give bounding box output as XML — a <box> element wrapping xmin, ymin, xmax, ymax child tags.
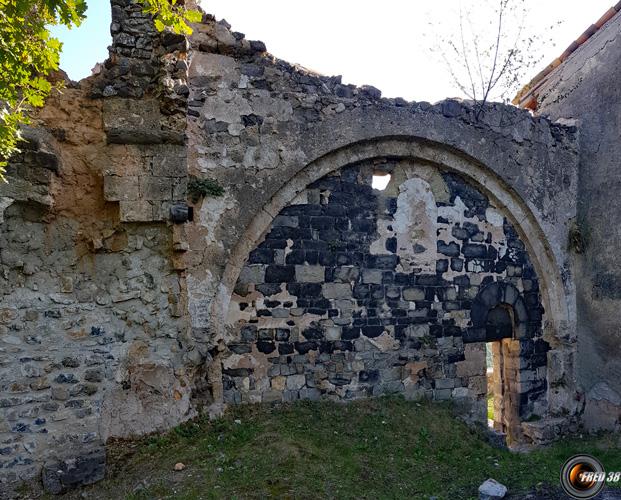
<box><xmin>529</xmin><ymin>9</ymin><xmax>621</xmax><ymax>432</ymax></box>
<box><xmin>223</xmin><ymin>161</ymin><xmax>548</xmax><ymax>432</ymax></box>
<box><xmin>0</xmin><ymin>0</ymin><xmax>587</xmax><ymax>493</ymax></box>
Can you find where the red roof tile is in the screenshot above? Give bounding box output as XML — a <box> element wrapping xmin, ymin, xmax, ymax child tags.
<box><xmin>513</xmin><ymin>3</ymin><xmax>621</xmax><ymax>109</ymax></box>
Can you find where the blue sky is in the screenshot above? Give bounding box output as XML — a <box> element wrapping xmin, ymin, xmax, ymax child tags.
<box><xmin>52</xmin><ymin>0</ymin><xmax>615</xmax><ymax>103</ymax></box>
<box><xmin>50</xmin><ymin>2</ymin><xmax>111</xmax><ymax>81</ymax></box>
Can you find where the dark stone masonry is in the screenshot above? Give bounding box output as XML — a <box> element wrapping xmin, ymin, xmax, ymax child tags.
<box><xmin>2</xmin><ymin>0</ymin><xmax>620</xmax><ymax>494</ymax></box>
<box><xmin>225</xmin><ymin>161</ymin><xmax>547</xmax><ymax>426</ymax></box>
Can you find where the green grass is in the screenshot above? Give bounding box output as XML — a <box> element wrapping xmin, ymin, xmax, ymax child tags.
<box><xmin>57</xmin><ymin>397</ymin><xmax>620</xmax><ymax>500</ymax></box>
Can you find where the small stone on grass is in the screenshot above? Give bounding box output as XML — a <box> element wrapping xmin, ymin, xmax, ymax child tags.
<box><xmin>479</xmin><ymin>478</ymin><xmax>507</xmax><ymax>499</ymax></box>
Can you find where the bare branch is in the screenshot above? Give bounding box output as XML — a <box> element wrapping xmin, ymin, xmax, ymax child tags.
<box><xmin>428</xmin><ymin>0</ymin><xmax>561</xmax><ymax>119</ymax></box>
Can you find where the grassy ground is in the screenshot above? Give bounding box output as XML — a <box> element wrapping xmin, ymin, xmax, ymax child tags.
<box><xmin>39</xmin><ymin>397</ymin><xmax>621</xmax><ymax>500</ymax></box>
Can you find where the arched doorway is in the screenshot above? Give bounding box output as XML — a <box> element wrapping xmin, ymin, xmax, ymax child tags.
<box><xmin>468</xmin><ymin>282</ymin><xmax>548</xmax><ymax>445</ymax></box>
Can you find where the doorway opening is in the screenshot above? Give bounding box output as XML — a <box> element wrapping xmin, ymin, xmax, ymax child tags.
<box><xmin>486</xmin><ymin>342</ymin><xmax>494</xmax><ymax>428</ymax></box>
<box><xmin>484</xmin><ymin>305</ymin><xmax>521</xmax><ymax>444</ymax></box>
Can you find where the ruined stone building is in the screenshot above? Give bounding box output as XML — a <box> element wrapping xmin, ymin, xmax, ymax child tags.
<box><xmin>0</xmin><ymin>0</ymin><xmax>619</xmax><ymax>492</ymax></box>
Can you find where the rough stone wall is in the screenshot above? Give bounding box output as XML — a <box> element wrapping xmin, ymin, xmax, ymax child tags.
<box><xmin>99</xmin><ymin>0</ymin><xmax>190</xmax><ymax>223</ymax></box>
<box><xmin>0</xmin><ymin>2</ymin><xmax>193</xmax><ymax>492</ymax></box>
<box><xmin>0</xmin><ymin>84</ymin><xmax>192</xmax><ymax>491</ymax></box>
<box><xmin>0</xmin><ymin>1</ymin><xmax>585</xmax><ymax>492</ymax></box>
<box><xmin>224</xmin><ymin>161</ymin><xmax>548</xmax><ymax>430</ymax></box>
<box><xmin>183</xmin><ymin>11</ymin><xmax>579</xmax><ymax>427</ymax></box>
<box><xmin>532</xmin><ymin>10</ymin><xmax>621</xmax><ymax>431</ymax></box>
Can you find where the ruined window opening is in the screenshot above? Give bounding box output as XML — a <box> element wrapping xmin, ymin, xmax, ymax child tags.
<box><xmin>372</xmin><ymin>172</ymin><xmax>391</xmax><ymax>191</ymax></box>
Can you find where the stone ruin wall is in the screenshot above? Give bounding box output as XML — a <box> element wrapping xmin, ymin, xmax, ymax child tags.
<box><xmin>224</xmin><ymin>161</ymin><xmax>548</xmax><ymax>429</ymax></box>
<box><xmin>0</xmin><ymin>0</ymin><xmax>589</xmax><ymax>493</ymax></box>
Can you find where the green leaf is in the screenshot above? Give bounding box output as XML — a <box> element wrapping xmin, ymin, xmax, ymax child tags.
<box><xmin>0</xmin><ymin>0</ymin><xmax>199</xmax><ymax>174</ymax></box>
<box><xmin>184</xmin><ymin>9</ymin><xmax>202</xmax><ymax>23</ymax></box>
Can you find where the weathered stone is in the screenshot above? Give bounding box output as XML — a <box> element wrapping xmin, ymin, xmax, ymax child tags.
<box><xmin>322</xmin><ymin>283</ymin><xmax>351</xmax><ymax>299</ymax></box>
<box><xmin>42</xmin><ymin>449</ymin><xmax>106</xmax><ymax>494</ymax></box>
<box><xmin>286</xmin><ymin>374</ymin><xmax>306</xmax><ymax>390</ymax></box>
<box><xmin>362</xmin><ymin>269</ymin><xmax>383</xmax><ymax>284</ymax></box>
<box><xmin>478</xmin><ymin>478</ymin><xmax>507</xmax><ymax>500</ymax></box>
<box><xmin>295</xmin><ymin>265</ymin><xmax>325</xmax><ymax>283</ymax></box>
<box><xmin>403</xmin><ymin>288</ymin><xmax>425</xmax><ymax>301</ymax></box>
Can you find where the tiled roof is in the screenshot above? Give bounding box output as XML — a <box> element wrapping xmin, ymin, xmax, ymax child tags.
<box><xmin>513</xmin><ymin>1</ymin><xmax>621</xmax><ymax>109</ymax></box>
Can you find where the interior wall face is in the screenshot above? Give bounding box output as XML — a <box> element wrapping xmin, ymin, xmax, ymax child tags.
<box><xmin>223</xmin><ymin>160</ymin><xmax>548</xmax><ymax>423</ymax></box>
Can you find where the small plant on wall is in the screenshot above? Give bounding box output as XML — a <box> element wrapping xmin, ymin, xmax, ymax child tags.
<box><xmin>188</xmin><ymin>177</ymin><xmax>225</xmax><ymax>203</ymax></box>
<box><xmin>568</xmin><ymin>218</ymin><xmax>589</xmax><ymax>254</ymax></box>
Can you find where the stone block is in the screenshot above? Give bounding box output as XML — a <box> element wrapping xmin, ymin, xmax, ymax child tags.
<box><xmin>140</xmin><ymin>176</ymin><xmax>172</xmax><ymax>201</ymax></box>
<box><xmin>456</xmin><ymin>360</ymin><xmax>484</xmax><ymax>378</ymax></box>
<box><xmin>478</xmin><ymin>478</ymin><xmax>507</xmax><ymax>500</ymax></box>
<box><xmin>273</xmin><ymin>215</ymin><xmax>298</xmax><ymax>228</ymax></box>
<box><xmin>295</xmin><ymin>265</ymin><xmax>325</xmax><ymax>283</ymax></box>
<box><xmin>103</xmin><ymin>98</ymin><xmax>166</xmax><ymax>144</ymax></box>
<box><xmin>265</xmin><ymin>265</ymin><xmax>295</xmax><ymax>283</ymax></box>
<box><xmin>583</xmin><ymin>383</ymin><xmax>621</xmax><ymax>432</ymax></box>
<box><xmin>437</xmin><ymin>240</ymin><xmax>460</xmax><ymax>257</ymax></box>
<box><xmin>299</xmin><ymin>388</ymin><xmax>321</xmax><ymax>401</ymax></box>
<box><xmin>151</xmin><ymin>148</ymin><xmax>187</xmax><ymax>176</ymax></box>
<box><xmin>435</xmin><ymin>378</ymin><xmax>456</xmax><ymax>389</ymax></box>
<box><xmin>283</xmin><ymin>390</ymin><xmax>299</xmax><ymax>402</ymax></box>
<box><xmin>156</xmin><ymin>201</ymin><xmax>174</xmax><ymax>222</ymax></box>
<box><xmin>42</xmin><ymin>448</ymin><xmax>106</xmax><ymax>494</ymax></box>
<box><xmin>189</xmin><ymin>52</ymin><xmax>239</xmax><ymax>81</ymax></box>
<box><xmin>469</xmin><ymin>376</ymin><xmax>487</xmax><ymax>395</ymax></box>
<box><xmin>452</xmin><ymin>387</ymin><xmax>469</xmax><ymax>398</ymax></box>
<box><xmin>172</xmin><ymin>177</ymin><xmax>188</xmax><ymax>200</ymax></box>
<box><xmin>521</xmin><ymin>418</ymin><xmax>565</xmax><ymax>445</ymax></box>
<box><xmin>403</xmin><ymin>287</ymin><xmax>425</xmax><ymax>301</ymax></box>
<box><xmin>119</xmin><ymin>200</ymin><xmax>154</xmax><ymax>222</ymax></box>
<box><xmin>262</xmin><ymin>391</ymin><xmax>283</xmax><ymax>403</ymax></box>
<box><xmin>271</xmin><ymin>376</ymin><xmax>286</xmax><ymax>391</ymax></box>
<box><xmin>362</xmin><ymin>269</ymin><xmax>383</xmax><ymax>284</ymax></box>
<box><xmin>103</xmin><ymin>175</ymin><xmax>140</xmax><ymax>202</ymax></box>
<box><xmin>322</xmin><ymin>283</ymin><xmax>351</xmax><ymax>299</ymax></box>
<box><xmin>324</xmin><ymin>326</ymin><xmax>341</xmax><ymax>341</ymax></box>
<box><xmin>405</xmin><ymin>324</ymin><xmax>429</xmax><ymax>338</ymax></box>
<box><xmin>287</xmin><ymin>374</ymin><xmax>306</xmax><ymax>390</ymax></box>
<box><xmin>334</xmin><ymin>266</ymin><xmax>359</xmax><ymax>283</ymax></box>
<box><xmin>238</xmin><ymin>265</ymin><xmax>265</xmax><ymax>285</ymax></box>
<box><xmin>464</xmin><ymin>343</ymin><xmax>486</xmax><ymax>364</ymax></box>
<box><xmin>434</xmin><ymin>388</ymin><xmax>452</xmax><ymax>400</ymax></box>
<box><xmin>405</xmin><ymin>361</ymin><xmax>427</xmax><ymax>383</ymax></box>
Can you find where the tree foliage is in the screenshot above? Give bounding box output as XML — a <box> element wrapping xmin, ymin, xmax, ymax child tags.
<box><xmin>429</xmin><ymin>0</ymin><xmax>560</xmax><ymax>117</ymax></box>
<box><xmin>0</xmin><ymin>0</ymin><xmax>200</xmax><ymax>178</ymax></box>
<box><xmin>141</xmin><ymin>0</ymin><xmax>202</xmax><ymax>34</ymax></box>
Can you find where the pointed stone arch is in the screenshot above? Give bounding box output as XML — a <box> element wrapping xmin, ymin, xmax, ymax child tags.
<box><xmin>214</xmin><ymin>137</ymin><xmax>569</xmax><ymax>348</ymax></box>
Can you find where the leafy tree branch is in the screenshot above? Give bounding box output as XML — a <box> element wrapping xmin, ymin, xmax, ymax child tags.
<box><xmin>0</xmin><ymin>0</ymin><xmax>200</xmax><ymax>179</ymax></box>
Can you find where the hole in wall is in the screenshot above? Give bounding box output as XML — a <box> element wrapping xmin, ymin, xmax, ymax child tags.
<box><xmin>372</xmin><ymin>172</ymin><xmax>391</xmax><ymax>191</ymax></box>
